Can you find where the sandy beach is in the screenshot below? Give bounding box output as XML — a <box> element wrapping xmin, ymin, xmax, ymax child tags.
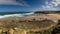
<box><xmin>0</xmin><ymin>14</ymin><xmax>59</xmax><ymax>34</ymax></box>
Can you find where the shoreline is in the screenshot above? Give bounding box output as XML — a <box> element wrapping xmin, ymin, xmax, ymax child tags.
<box><xmin>0</xmin><ymin>13</ymin><xmax>59</xmax><ymax>34</ymax></box>
<box><xmin>0</xmin><ymin>13</ymin><xmax>59</xmax><ymax>23</ymax></box>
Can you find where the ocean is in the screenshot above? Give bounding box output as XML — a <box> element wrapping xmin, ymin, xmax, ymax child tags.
<box><xmin>0</xmin><ymin>12</ymin><xmax>42</xmax><ymax>19</ymax></box>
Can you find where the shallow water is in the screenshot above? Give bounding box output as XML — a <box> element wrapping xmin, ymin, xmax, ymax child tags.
<box><xmin>0</xmin><ymin>12</ymin><xmax>43</xmax><ymax>19</ymax></box>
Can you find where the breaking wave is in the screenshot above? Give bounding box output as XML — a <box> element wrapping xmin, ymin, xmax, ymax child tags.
<box><xmin>0</xmin><ymin>12</ymin><xmax>34</xmax><ymax>19</ymax></box>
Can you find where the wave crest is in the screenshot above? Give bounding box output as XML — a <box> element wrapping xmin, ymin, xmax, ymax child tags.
<box><xmin>0</xmin><ymin>12</ymin><xmax>34</xmax><ymax>19</ymax></box>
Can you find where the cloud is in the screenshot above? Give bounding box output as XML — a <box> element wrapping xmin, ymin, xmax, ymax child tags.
<box><xmin>0</xmin><ymin>0</ymin><xmax>29</xmax><ymax>6</ymax></box>
<box><xmin>41</xmin><ymin>0</ymin><xmax>60</xmax><ymax>10</ymax></box>
<box><xmin>51</xmin><ymin>0</ymin><xmax>60</xmax><ymax>6</ymax></box>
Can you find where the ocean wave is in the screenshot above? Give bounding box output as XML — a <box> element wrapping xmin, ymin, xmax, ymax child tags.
<box><xmin>0</xmin><ymin>12</ymin><xmax>34</xmax><ymax>19</ymax></box>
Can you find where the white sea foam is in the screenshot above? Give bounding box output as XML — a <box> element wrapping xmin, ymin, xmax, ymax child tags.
<box><xmin>0</xmin><ymin>14</ymin><xmax>23</xmax><ymax>19</ymax></box>
<box><xmin>24</xmin><ymin>12</ymin><xmax>34</xmax><ymax>15</ymax></box>
<box><xmin>0</xmin><ymin>12</ymin><xmax>34</xmax><ymax>19</ymax></box>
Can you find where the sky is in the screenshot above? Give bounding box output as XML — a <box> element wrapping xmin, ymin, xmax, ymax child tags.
<box><xmin>0</xmin><ymin>0</ymin><xmax>60</xmax><ymax>12</ymax></box>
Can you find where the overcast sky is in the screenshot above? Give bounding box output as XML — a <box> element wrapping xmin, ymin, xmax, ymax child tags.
<box><xmin>0</xmin><ymin>0</ymin><xmax>60</xmax><ymax>12</ymax></box>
